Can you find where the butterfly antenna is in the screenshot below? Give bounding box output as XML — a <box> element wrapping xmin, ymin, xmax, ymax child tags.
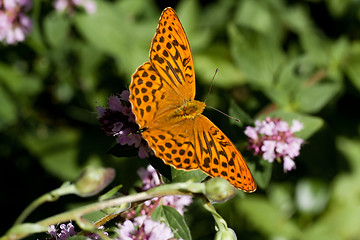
<box><xmin>207</xmin><ymin>105</ymin><xmax>241</xmax><ymax>123</ymax></box>
<box><xmin>204</xmin><ymin>68</ymin><xmax>219</xmax><ymax>103</ymax></box>
<box><xmin>204</xmin><ymin>68</ymin><xmax>241</xmax><ymax>123</ymax></box>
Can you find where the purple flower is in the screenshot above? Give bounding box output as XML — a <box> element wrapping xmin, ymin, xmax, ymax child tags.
<box><xmin>48</xmin><ymin>223</ymin><xmax>76</xmax><ymax>240</ymax></box>
<box><xmin>116</xmin><ymin>216</ymin><xmax>177</xmax><ymax>240</ymax></box>
<box><xmin>138</xmin><ymin>165</ymin><xmax>162</xmax><ymax>191</ymax></box>
<box><xmin>54</xmin><ymin>0</ymin><xmax>96</xmax><ymax>14</ymax></box>
<box><xmin>86</xmin><ymin>225</ymin><xmax>109</xmax><ymax>239</ymax></box>
<box><xmin>47</xmin><ymin>222</ymin><xmax>108</xmax><ymax>240</ymax></box>
<box><xmin>97</xmin><ymin>90</ymin><xmax>154</xmax><ymax>159</ymax></box>
<box><xmin>161</xmin><ymin>195</ymin><xmax>193</xmax><ymax>216</ymax></box>
<box><xmin>0</xmin><ymin>0</ymin><xmax>32</xmax><ymax>44</ymax></box>
<box><xmin>245</xmin><ymin>117</ymin><xmax>304</xmax><ymax>172</ymax></box>
<box><xmin>137</xmin><ymin>165</ymin><xmax>192</xmax><ymax>216</ymax></box>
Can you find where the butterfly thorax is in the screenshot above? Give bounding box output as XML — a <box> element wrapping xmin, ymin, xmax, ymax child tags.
<box><xmin>171</xmin><ymin>100</ymin><xmax>206</xmax><ymax>119</ymax></box>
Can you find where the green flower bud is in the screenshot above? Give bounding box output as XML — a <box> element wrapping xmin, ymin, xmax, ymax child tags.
<box><xmin>205</xmin><ymin>177</ymin><xmax>237</xmax><ymax>203</ymax></box>
<box><xmin>215</xmin><ymin>228</ymin><xmax>237</xmax><ymax>240</ymax></box>
<box><xmin>75</xmin><ymin>167</ymin><xmax>115</xmax><ymax>197</ymax></box>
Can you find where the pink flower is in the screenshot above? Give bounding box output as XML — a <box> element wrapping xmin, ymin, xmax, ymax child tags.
<box><xmin>54</xmin><ymin>0</ymin><xmax>96</xmax><ymax>15</ymax></box>
<box><xmin>48</xmin><ymin>222</ymin><xmax>108</xmax><ymax>239</ymax></box>
<box><xmin>97</xmin><ymin>90</ymin><xmax>154</xmax><ymax>159</ymax></box>
<box><xmin>261</xmin><ymin>140</ymin><xmax>276</xmax><ymax>162</ymax></box>
<box><xmin>117</xmin><ymin>216</ymin><xmax>176</xmax><ymax>240</ymax></box>
<box><xmin>48</xmin><ymin>223</ymin><xmax>76</xmax><ymax>240</ymax></box>
<box><xmin>245</xmin><ymin>117</ymin><xmax>304</xmax><ymax>172</ymax></box>
<box><xmin>283</xmin><ymin>156</ymin><xmax>296</xmax><ymax>172</ymax></box>
<box><xmin>137</xmin><ymin>165</ymin><xmax>162</xmax><ymax>191</ymax></box>
<box><xmin>137</xmin><ymin>165</ymin><xmax>192</xmax><ymax>215</ymax></box>
<box><xmin>162</xmin><ymin>195</ymin><xmax>193</xmax><ymax>215</ymax></box>
<box><xmin>0</xmin><ymin>0</ymin><xmax>32</xmax><ymax>44</ymax></box>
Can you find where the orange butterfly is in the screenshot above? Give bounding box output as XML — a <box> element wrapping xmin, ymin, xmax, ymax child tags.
<box><xmin>129</xmin><ymin>7</ymin><xmax>256</xmax><ymax>192</ymax></box>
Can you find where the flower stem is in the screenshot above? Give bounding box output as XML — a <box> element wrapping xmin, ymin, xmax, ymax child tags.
<box><xmin>202</xmin><ymin>198</ymin><xmax>228</xmax><ymax>232</ymax></box>
<box><xmin>3</xmin><ymin>181</ymin><xmax>200</xmax><ymax>240</ymax></box>
<box><xmin>13</xmin><ymin>183</ymin><xmax>77</xmax><ymax>225</ymax></box>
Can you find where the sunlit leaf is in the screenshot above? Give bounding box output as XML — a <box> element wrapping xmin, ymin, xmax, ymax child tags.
<box><xmin>152</xmin><ymin>205</ymin><xmax>192</xmax><ymax>240</ymax></box>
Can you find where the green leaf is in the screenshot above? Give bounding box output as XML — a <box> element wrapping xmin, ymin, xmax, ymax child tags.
<box><xmin>326</xmin><ymin>0</ymin><xmax>352</xmax><ymax>17</ymax></box>
<box><xmin>295</xmin><ymin>82</ymin><xmax>342</xmax><ymax>113</ymax></box>
<box><xmin>74</xmin><ymin>1</ymin><xmax>156</xmax><ymax>79</ymax></box>
<box><xmin>68</xmin><ymin>236</ymin><xmax>89</xmax><ymax>240</ymax></box>
<box><xmin>43</xmin><ymin>12</ymin><xmax>71</xmax><ymax>48</ymax></box>
<box><xmin>336</xmin><ymin>137</ymin><xmax>360</xmax><ymax>174</ymax></box>
<box><xmin>252</xmin><ymin>159</ymin><xmax>272</xmax><ymax>189</ymax></box>
<box><xmin>265</xmin><ymin>56</ymin><xmax>311</xmax><ymax>108</ymax></box>
<box><xmin>22</xmin><ymin>129</ymin><xmax>84</xmax><ymax>180</ymax></box>
<box><xmin>99</xmin><ymin>185</ymin><xmax>123</xmax><ymax>201</ymax></box>
<box><xmin>0</xmin><ymin>86</ymin><xmax>17</xmax><ymax>130</ymax></box>
<box><xmin>0</xmin><ymin>63</ymin><xmax>42</xmax><ymax>96</ymax></box>
<box><xmin>344</xmin><ymin>41</ymin><xmax>360</xmax><ymax>92</ymax></box>
<box><xmin>228</xmin><ymin>99</ymin><xmax>253</xmax><ymax>127</ymax></box>
<box><xmin>237</xmin><ymin>196</ymin><xmax>301</xmax><ymax>238</ymax></box>
<box><xmin>171</xmin><ymin>168</ymin><xmax>208</xmax><ymax>184</ymax></box>
<box><xmin>234</xmin><ymin>0</ymin><xmax>281</xmax><ymax>41</ymax></box>
<box><xmin>195</xmin><ymin>45</ymin><xmax>245</xmax><ymax>88</ymax></box>
<box><xmin>152</xmin><ymin>205</ymin><xmax>192</xmax><ymax>240</ymax></box>
<box><xmin>228</xmin><ymin>24</ymin><xmax>285</xmax><ymax>89</ymax></box>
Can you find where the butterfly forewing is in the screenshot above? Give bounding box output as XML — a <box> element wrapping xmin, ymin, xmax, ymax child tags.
<box><xmin>130</xmin><ymin>62</ymin><xmax>182</xmax><ymax>129</ymax></box>
<box><xmin>149</xmin><ymin>7</ymin><xmax>195</xmax><ymax>100</ymax></box>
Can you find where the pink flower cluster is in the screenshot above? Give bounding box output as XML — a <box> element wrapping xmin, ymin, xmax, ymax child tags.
<box><xmin>97</xmin><ymin>90</ymin><xmax>154</xmax><ymax>159</ymax></box>
<box><xmin>47</xmin><ymin>223</ymin><xmax>107</xmax><ymax>239</ymax></box>
<box><xmin>48</xmin><ymin>223</ymin><xmax>76</xmax><ymax>240</ymax></box>
<box><xmin>0</xmin><ymin>0</ymin><xmax>32</xmax><ymax>44</ymax></box>
<box><xmin>138</xmin><ymin>165</ymin><xmax>192</xmax><ymax>215</ymax></box>
<box><xmin>118</xmin><ymin>165</ymin><xmax>192</xmax><ymax>239</ymax></box>
<box><xmin>117</xmin><ymin>216</ymin><xmax>176</xmax><ymax>240</ymax></box>
<box><xmin>54</xmin><ymin>0</ymin><xmax>96</xmax><ymax>14</ymax></box>
<box><xmin>245</xmin><ymin>117</ymin><xmax>304</xmax><ymax>172</ymax></box>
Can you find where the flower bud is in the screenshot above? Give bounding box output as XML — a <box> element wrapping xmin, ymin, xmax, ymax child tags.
<box><xmin>215</xmin><ymin>228</ymin><xmax>237</xmax><ymax>240</ymax></box>
<box><xmin>205</xmin><ymin>178</ymin><xmax>237</xmax><ymax>203</ymax></box>
<box><xmin>75</xmin><ymin>167</ymin><xmax>115</xmax><ymax>197</ymax></box>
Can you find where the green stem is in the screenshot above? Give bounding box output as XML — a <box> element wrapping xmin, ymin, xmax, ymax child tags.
<box><xmin>13</xmin><ymin>183</ymin><xmax>77</xmax><ymax>225</ymax></box>
<box><xmin>4</xmin><ymin>181</ymin><xmax>201</xmax><ymax>240</ymax></box>
<box><xmin>202</xmin><ymin>198</ymin><xmax>228</xmax><ymax>232</ymax></box>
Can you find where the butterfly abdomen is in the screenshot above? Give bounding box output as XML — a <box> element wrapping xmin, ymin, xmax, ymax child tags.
<box><xmin>171</xmin><ymin>100</ymin><xmax>206</xmax><ymax>119</ymax></box>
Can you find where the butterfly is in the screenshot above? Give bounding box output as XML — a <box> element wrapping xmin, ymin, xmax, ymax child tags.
<box><xmin>129</xmin><ymin>7</ymin><xmax>256</xmax><ymax>192</ymax></box>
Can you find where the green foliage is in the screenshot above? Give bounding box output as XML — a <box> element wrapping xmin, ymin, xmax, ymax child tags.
<box><xmin>152</xmin><ymin>205</ymin><xmax>192</xmax><ymax>240</ymax></box>
<box><xmin>1</xmin><ymin>0</ymin><xmax>360</xmax><ymax>239</ymax></box>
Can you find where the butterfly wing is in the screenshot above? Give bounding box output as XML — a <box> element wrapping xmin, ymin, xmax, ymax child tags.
<box><xmin>130</xmin><ymin>62</ymin><xmax>181</xmax><ymax>129</ymax></box>
<box><xmin>194</xmin><ymin>115</ymin><xmax>257</xmax><ymax>192</ymax></box>
<box><xmin>141</xmin><ymin>119</ymin><xmax>199</xmax><ymax>171</ymax></box>
<box><xmin>130</xmin><ymin>8</ymin><xmax>196</xmax><ymax>129</ymax></box>
<box><xmin>149</xmin><ymin>7</ymin><xmax>195</xmax><ymax>100</ymax></box>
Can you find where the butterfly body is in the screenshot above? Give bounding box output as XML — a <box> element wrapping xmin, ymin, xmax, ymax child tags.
<box><xmin>172</xmin><ymin>100</ymin><xmax>205</xmax><ymax>119</ymax></box>
<box><xmin>129</xmin><ymin>7</ymin><xmax>256</xmax><ymax>192</ymax></box>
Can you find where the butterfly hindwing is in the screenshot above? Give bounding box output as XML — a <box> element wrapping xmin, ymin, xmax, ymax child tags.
<box><xmin>195</xmin><ymin>116</ymin><xmax>257</xmax><ymax>192</ymax></box>
<box><xmin>142</xmin><ymin>123</ymin><xmax>199</xmax><ymax>171</ymax></box>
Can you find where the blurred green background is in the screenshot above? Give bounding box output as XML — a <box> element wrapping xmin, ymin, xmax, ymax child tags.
<box><xmin>1</xmin><ymin>0</ymin><xmax>360</xmax><ymax>239</ymax></box>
